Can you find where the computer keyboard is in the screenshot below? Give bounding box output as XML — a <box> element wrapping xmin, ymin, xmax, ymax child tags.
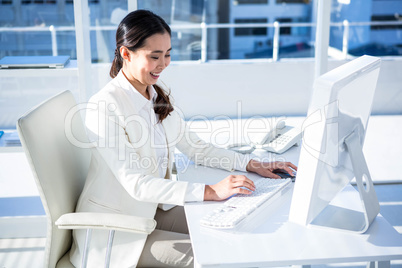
<box><xmin>200</xmin><ymin>178</ymin><xmax>292</xmax><ymax>229</ymax></box>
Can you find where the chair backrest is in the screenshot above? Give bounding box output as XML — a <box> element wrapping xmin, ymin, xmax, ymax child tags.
<box><xmin>17</xmin><ymin>90</ymin><xmax>91</xmax><ymax>268</ymax></box>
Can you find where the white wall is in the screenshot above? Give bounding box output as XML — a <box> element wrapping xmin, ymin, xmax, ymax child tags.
<box><xmin>162</xmin><ymin>60</ymin><xmax>315</xmax><ymax>119</ymax></box>
<box><xmin>1</xmin><ymin>58</ymin><xmax>401</xmax><ymax>129</ymax></box>
<box><xmin>96</xmin><ymin>58</ymin><xmax>400</xmax><ymax>119</ymax></box>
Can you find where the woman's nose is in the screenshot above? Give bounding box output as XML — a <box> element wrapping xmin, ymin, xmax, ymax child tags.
<box><xmin>159</xmin><ymin>58</ymin><xmax>169</xmax><ymax>69</ymax></box>
<box><xmin>161</xmin><ymin>58</ymin><xmax>168</xmax><ymax>67</ymax></box>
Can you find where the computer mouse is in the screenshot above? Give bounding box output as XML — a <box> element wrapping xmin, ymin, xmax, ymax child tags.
<box><xmin>275</xmin><ymin>171</ymin><xmax>296</xmax><ymax>182</ymax></box>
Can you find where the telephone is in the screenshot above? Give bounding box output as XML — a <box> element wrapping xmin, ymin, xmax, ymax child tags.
<box><xmin>226</xmin><ymin>121</ymin><xmax>302</xmax><ymax>154</ymax></box>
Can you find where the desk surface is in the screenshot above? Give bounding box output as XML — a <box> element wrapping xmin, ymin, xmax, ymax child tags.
<box><xmin>184</xmin><ymin>115</ymin><xmax>402</xmax><ymax>183</ymax></box>
<box><xmin>176</xmin><ymin>141</ymin><xmax>402</xmax><ymax>267</ymax></box>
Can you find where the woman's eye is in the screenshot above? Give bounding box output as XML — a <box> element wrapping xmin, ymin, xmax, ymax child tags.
<box><xmin>151</xmin><ymin>57</ymin><xmax>159</xmax><ymax>60</ymax></box>
<box><xmin>165</xmin><ymin>54</ymin><xmax>171</xmax><ymax>58</ymax></box>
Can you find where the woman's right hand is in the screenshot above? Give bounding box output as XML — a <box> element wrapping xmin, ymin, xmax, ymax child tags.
<box><xmin>203</xmin><ymin>175</ymin><xmax>255</xmax><ymax>201</ymax></box>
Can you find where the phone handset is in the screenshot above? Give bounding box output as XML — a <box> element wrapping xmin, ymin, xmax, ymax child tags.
<box><xmin>226</xmin><ymin>121</ymin><xmax>302</xmax><ymax>154</ymax></box>
<box><xmin>259</xmin><ymin>122</ymin><xmax>302</xmax><ymax>154</ymax></box>
<box><xmin>259</xmin><ymin>120</ymin><xmax>286</xmax><ymax>145</ymax></box>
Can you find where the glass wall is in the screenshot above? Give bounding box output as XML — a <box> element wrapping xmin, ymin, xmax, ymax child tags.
<box><xmin>329</xmin><ymin>0</ymin><xmax>402</xmax><ymax>57</ymax></box>
<box><xmin>0</xmin><ymin>0</ymin><xmax>313</xmax><ymax>62</ymax></box>
<box><xmin>0</xmin><ymin>0</ymin><xmax>76</xmax><ymax>59</ymax></box>
<box><xmin>1</xmin><ymin>0</ymin><xmax>401</xmax><ymax>62</ymax></box>
<box><xmin>138</xmin><ymin>0</ymin><xmax>205</xmax><ymax>61</ymax></box>
<box><xmin>0</xmin><ymin>0</ymin><xmax>80</xmax><ymax>129</ymax></box>
<box><xmin>88</xmin><ymin>0</ymin><xmax>127</xmax><ymax>63</ymax></box>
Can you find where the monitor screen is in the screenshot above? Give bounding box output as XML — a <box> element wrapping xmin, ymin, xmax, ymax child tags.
<box><xmin>288</xmin><ymin>55</ymin><xmax>381</xmax><ymax>231</ymax></box>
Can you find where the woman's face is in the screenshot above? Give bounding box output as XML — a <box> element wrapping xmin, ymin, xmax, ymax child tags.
<box><xmin>122</xmin><ymin>32</ymin><xmax>171</xmax><ymax>92</ymax></box>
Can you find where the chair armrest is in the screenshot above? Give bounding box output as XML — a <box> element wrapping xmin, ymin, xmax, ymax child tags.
<box><xmin>55</xmin><ymin>212</ymin><xmax>156</xmax><ymax>234</ymax></box>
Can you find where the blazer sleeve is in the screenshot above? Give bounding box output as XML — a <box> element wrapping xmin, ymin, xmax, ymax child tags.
<box><xmin>85</xmin><ymin>91</ymin><xmax>190</xmax><ymax>206</ymax></box>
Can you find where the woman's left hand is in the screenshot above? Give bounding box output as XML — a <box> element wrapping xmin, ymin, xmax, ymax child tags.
<box><xmin>246</xmin><ymin>159</ymin><xmax>297</xmax><ymax>179</ymax></box>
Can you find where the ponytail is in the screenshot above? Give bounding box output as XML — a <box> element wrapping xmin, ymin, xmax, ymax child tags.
<box><xmin>110</xmin><ymin>47</ymin><xmax>123</xmax><ymax>78</ymax></box>
<box><xmin>154</xmin><ymin>84</ymin><xmax>174</xmax><ymax>122</ymax></box>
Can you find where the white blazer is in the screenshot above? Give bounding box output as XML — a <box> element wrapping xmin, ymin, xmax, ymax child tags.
<box><xmin>69</xmin><ymin>71</ymin><xmax>245</xmax><ymax>267</ymax></box>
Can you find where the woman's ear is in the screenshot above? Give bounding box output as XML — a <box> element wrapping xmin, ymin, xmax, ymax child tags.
<box><xmin>120</xmin><ymin>46</ymin><xmax>130</xmax><ymax>61</ymax></box>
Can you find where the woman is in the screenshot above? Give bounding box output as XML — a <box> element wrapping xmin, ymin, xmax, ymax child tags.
<box><xmin>70</xmin><ymin>9</ymin><xmax>297</xmax><ymax>267</ymax></box>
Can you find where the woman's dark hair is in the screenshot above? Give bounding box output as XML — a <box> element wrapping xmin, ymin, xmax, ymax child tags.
<box><xmin>110</xmin><ymin>9</ymin><xmax>173</xmax><ymax>122</ymax></box>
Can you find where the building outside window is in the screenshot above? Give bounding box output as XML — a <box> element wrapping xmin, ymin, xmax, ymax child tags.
<box><xmin>234</xmin><ymin>0</ymin><xmax>269</xmax><ymax>4</ymax></box>
<box><xmin>330</xmin><ymin>0</ymin><xmax>402</xmax><ymax>56</ymax></box>
<box><xmin>1</xmin><ymin>0</ymin><xmax>401</xmax><ymax>62</ymax></box>
<box><xmin>276</xmin><ymin>0</ymin><xmax>310</xmax><ymax>3</ymax></box>
<box><xmin>234</xmin><ymin>18</ymin><xmax>268</xmax><ymax>36</ymax></box>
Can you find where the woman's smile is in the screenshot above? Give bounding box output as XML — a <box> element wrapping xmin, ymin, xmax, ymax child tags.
<box><xmin>150</xmin><ymin>72</ymin><xmax>161</xmax><ymax>79</ymax></box>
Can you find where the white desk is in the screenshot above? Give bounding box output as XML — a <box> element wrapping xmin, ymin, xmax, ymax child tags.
<box><xmin>175</xmin><ymin>117</ymin><xmax>402</xmax><ymax>268</ymax></box>
<box><xmin>177</xmin><ymin>157</ymin><xmax>402</xmax><ymax>268</ymax></box>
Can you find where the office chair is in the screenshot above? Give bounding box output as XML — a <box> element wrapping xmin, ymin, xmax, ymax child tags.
<box><xmin>17</xmin><ymin>90</ymin><xmax>156</xmax><ymax>268</ymax></box>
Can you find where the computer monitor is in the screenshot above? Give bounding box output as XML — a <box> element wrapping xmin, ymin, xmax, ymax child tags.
<box><xmin>288</xmin><ymin>55</ymin><xmax>381</xmax><ymax>233</ymax></box>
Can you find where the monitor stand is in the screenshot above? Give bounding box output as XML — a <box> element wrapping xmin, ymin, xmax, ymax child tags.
<box><xmin>310</xmin><ymin>131</ymin><xmax>380</xmax><ymax>233</ymax></box>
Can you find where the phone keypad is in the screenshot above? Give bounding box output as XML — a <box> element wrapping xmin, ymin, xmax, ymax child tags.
<box><xmin>269</xmin><ymin>129</ymin><xmax>297</xmax><ymax>147</ymax></box>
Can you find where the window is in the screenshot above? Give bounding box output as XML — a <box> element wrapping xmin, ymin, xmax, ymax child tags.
<box><xmin>0</xmin><ymin>1</ymin><xmax>76</xmax><ymax>59</ymax></box>
<box><xmin>276</xmin><ymin>18</ymin><xmax>292</xmax><ymax>35</ymax></box>
<box><xmin>234</xmin><ymin>0</ymin><xmax>268</xmax><ymax>4</ymax></box>
<box><xmin>191</xmin><ymin>0</ymin><xmax>204</xmax><ymax>16</ymax></box>
<box><xmin>371</xmin><ymin>14</ymin><xmax>402</xmax><ymax>30</ymax></box>
<box><xmin>330</xmin><ymin>0</ymin><xmax>402</xmax><ymax>57</ymax></box>
<box><xmin>65</xmin><ymin>0</ymin><xmax>99</xmax><ymax>4</ymax></box>
<box><xmin>0</xmin><ymin>0</ymin><xmax>80</xmax><ymax>130</ymax></box>
<box><xmin>87</xmin><ymin>0</ymin><xmax>127</xmax><ymax>63</ymax></box>
<box><xmin>234</xmin><ymin>18</ymin><xmax>268</xmax><ymax>36</ymax></box>
<box><xmin>21</xmin><ymin>0</ymin><xmax>57</xmax><ymax>4</ymax></box>
<box><xmin>276</xmin><ymin>0</ymin><xmax>310</xmax><ymax>3</ymax></box>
